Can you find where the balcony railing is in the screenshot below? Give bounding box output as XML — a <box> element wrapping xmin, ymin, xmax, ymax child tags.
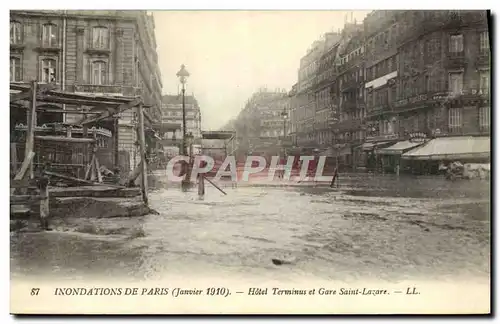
<box><xmin>476</xmin><ymin>50</ymin><xmax>491</xmax><ymax>68</ymax></box>
<box><xmin>340</xmin><ymin>79</ymin><xmax>361</xmax><ymax>92</ymax></box>
<box><xmin>445</xmin><ymin>52</ymin><xmax>467</xmax><ymax>69</ymax></box>
<box><xmin>332</xmin><ymin>118</ymin><xmax>364</xmax><ymax>132</ymax></box>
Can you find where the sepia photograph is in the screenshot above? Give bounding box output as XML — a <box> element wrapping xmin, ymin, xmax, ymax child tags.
<box><xmin>9</xmin><ymin>8</ymin><xmax>491</xmax><ymax>315</ymax></box>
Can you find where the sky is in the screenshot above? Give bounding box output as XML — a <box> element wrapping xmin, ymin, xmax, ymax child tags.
<box><xmin>153</xmin><ymin>10</ymin><xmax>370</xmax><ymax>131</ymax></box>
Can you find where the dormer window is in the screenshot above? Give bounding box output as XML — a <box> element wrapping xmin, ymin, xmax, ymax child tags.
<box><xmin>42</xmin><ymin>23</ymin><xmax>58</xmax><ymax>47</ymax></box>
<box><xmin>92</xmin><ymin>26</ymin><xmax>109</xmax><ymax>49</ymax></box>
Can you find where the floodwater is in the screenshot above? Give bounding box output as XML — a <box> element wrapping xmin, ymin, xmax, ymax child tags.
<box><xmin>10</xmin><ymin>174</ymin><xmax>490</xmax><ymax>284</ymax></box>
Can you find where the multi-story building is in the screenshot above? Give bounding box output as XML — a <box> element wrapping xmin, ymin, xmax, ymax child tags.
<box><xmin>363</xmin><ymin>10</ymin><xmax>490</xmax><ymax>173</ymax></box>
<box><xmin>233</xmin><ymin>88</ymin><xmax>290</xmax><ymax>159</ymax></box>
<box><xmin>9</xmin><ymin>10</ymin><xmax>163</xmax><ymax>171</ymax></box>
<box><xmin>311</xmin><ymin>32</ymin><xmax>342</xmax><ymax>150</ymax></box>
<box><xmin>332</xmin><ymin>22</ymin><xmax>366</xmax><ymax>169</ymax></box>
<box><xmin>288</xmin><ymin>83</ymin><xmax>298</xmax><ymax>145</ymax></box>
<box><xmin>361</xmin><ymin>10</ymin><xmax>401</xmax><ymax>170</ymax></box>
<box><xmin>294</xmin><ymin>39</ymin><xmax>325</xmax><ymax>148</ymax></box>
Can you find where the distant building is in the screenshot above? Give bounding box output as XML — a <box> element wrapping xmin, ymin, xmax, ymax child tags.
<box><xmin>233</xmin><ymin>88</ymin><xmax>290</xmax><ymax>158</ymax></box>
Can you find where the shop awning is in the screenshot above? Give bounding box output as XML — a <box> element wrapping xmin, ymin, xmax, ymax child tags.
<box><xmin>402</xmin><ymin>136</ymin><xmax>490</xmax><ymax>160</ymax></box>
<box><xmin>359</xmin><ymin>141</ymin><xmax>391</xmax><ymax>151</ymax></box>
<box><xmin>376</xmin><ymin>140</ymin><xmax>423</xmax><ymax>155</ymax></box>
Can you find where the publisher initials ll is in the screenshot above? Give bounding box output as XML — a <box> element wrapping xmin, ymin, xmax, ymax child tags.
<box><xmin>406</xmin><ymin>287</ymin><xmax>419</xmax><ymax>295</ymax></box>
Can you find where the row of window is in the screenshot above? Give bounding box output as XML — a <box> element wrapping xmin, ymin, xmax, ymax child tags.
<box><xmin>10</xmin><ymin>21</ymin><xmax>110</xmax><ymax>49</ymax></box>
<box><xmin>10</xmin><ymin>55</ymin><xmax>110</xmax><ymax>84</ymax></box>
<box><xmin>449</xmin><ymin>107</ymin><xmax>490</xmax><ymax>131</ymax></box>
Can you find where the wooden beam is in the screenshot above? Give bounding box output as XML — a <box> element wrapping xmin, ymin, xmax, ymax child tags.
<box><xmin>36</xmin><ymin>108</ymin><xmax>101</xmax><ymax>114</ymax></box>
<box><xmin>74</xmin><ymin>97</ymin><xmax>142</xmax><ymax>126</ymax></box>
<box><xmin>10</xmin><ymin>179</ymin><xmax>38</xmax><ymax>189</ymax></box>
<box><xmin>14</xmin><ymin>151</ymin><xmax>35</xmax><ymax>180</ymax></box>
<box><xmin>10</xmin><ymin>143</ymin><xmax>18</xmax><ymax>175</ymax></box>
<box><xmin>26</xmin><ymin>81</ymin><xmax>37</xmax><ymax>179</ymax></box>
<box><xmin>10</xmin><ymin>83</ymin><xmax>31</xmax><ymax>91</ymax></box>
<box><xmin>36</xmin><ymin>95</ymin><xmax>122</xmax><ymax>107</ymax></box>
<box><xmin>10</xmin><ymin>195</ymin><xmax>45</xmax><ymax>203</ymax></box>
<box><xmin>10</xmin><ymin>90</ymin><xmax>32</xmax><ymax>103</ymax></box>
<box><xmin>124</xmin><ymin>160</ymin><xmax>143</xmax><ymax>186</ymax></box>
<box><xmin>44</xmin><ymin>170</ymin><xmax>125</xmax><ymax>188</ymax></box>
<box><xmin>46</xmin><ymin>90</ymin><xmax>134</xmax><ymax>103</ymax></box>
<box><xmin>35</xmin><ymin>135</ymin><xmax>96</xmax><ymax>143</ymax></box>
<box><xmin>95</xmin><ymin>157</ymin><xmax>103</xmax><ymax>183</ymax></box>
<box><xmin>138</xmin><ymin>103</ymin><xmax>148</xmax><ymax>204</ymax></box>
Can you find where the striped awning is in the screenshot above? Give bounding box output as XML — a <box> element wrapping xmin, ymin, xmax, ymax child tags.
<box><xmin>402</xmin><ymin>136</ymin><xmax>490</xmax><ymax>160</ymax></box>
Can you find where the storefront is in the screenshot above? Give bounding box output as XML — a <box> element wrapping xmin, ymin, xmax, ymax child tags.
<box><xmin>376</xmin><ymin>133</ymin><xmax>428</xmax><ymax>174</ymax></box>
<box><xmin>401</xmin><ymin>136</ymin><xmax>490</xmax><ymax>175</ymax></box>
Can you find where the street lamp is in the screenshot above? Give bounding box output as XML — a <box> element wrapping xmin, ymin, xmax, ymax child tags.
<box><xmin>176</xmin><ymin>64</ymin><xmax>190</xmax><ymax>191</ymax></box>
<box><xmin>281</xmin><ymin>109</ymin><xmax>288</xmax><ymax>156</ymax></box>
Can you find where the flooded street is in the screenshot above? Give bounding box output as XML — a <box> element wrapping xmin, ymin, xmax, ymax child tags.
<box><xmin>11</xmin><ymin>175</ymin><xmax>490</xmax><ymax>284</ymax></box>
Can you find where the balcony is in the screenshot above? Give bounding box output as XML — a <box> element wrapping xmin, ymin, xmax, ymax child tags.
<box><xmin>445</xmin><ymin>52</ymin><xmax>467</xmax><ymax>69</ymax></box>
<box><xmin>366</xmin><ymin>103</ymin><xmax>392</xmax><ymax>118</ymax></box>
<box><xmin>476</xmin><ymin>51</ymin><xmax>491</xmax><ymax>68</ymax></box>
<box><xmin>340</xmin><ymin>79</ymin><xmax>360</xmax><ymax>92</ymax></box>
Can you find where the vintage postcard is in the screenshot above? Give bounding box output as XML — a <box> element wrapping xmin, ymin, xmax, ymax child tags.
<box><xmin>9</xmin><ymin>9</ymin><xmax>491</xmax><ymax>315</ymax></box>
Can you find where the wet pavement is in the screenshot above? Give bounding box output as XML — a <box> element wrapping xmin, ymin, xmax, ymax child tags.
<box><xmin>10</xmin><ymin>174</ymin><xmax>490</xmax><ymax>283</ymax></box>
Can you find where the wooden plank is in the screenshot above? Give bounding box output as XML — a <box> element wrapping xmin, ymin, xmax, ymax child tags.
<box><xmin>138</xmin><ymin>103</ymin><xmax>148</xmax><ymax>204</ymax></box>
<box><xmin>35</xmin><ymin>135</ymin><xmax>96</xmax><ymax>143</ymax></box>
<box><xmin>75</xmin><ymin>97</ymin><xmax>142</xmax><ymax>126</ymax></box>
<box><xmin>10</xmin><ymin>90</ymin><xmax>32</xmax><ymax>102</ymax></box>
<box><xmin>14</xmin><ymin>151</ymin><xmax>35</xmax><ymax>180</ymax></box>
<box><xmin>44</xmin><ymin>170</ymin><xmax>125</xmax><ymax>188</ymax></box>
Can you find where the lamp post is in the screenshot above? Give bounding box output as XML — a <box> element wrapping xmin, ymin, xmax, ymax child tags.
<box><xmin>281</xmin><ymin>109</ymin><xmax>288</xmax><ymax>156</ymax></box>
<box><xmin>177</xmin><ymin>64</ymin><xmax>190</xmax><ymax>191</ymax></box>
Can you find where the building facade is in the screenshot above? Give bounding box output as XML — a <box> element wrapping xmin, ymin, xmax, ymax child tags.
<box><xmin>287</xmin><ymin>10</ymin><xmax>490</xmax><ymax>172</ymax></box>
<box><xmin>10</xmin><ymin>10</ymin><xmax>163</xmax><ymax>171</ymax></box>
<box><xmin>159</xmin><ymin>94</ymin><xmax>202</xmax><ymax>157</ymax></box>
<box><xmin>233</xmin><ymin>88</ymin><xmax>290</xmax><ymax>159</ymax></box>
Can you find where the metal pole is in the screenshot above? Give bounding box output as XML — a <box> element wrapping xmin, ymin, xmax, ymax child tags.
<box><xmin>138</xmin><ymin>102</ymin><xmax>148</xmax><ymax>204</ymax></box>
<box><xmin>182</xmin><ymin>84</ymin><xmax>187</xmax><ymax>156</ymax></box>
<box><xmin>181</xmin><ymin>83</ymin><xmax>189</xmax><ymax>191</ymax></box>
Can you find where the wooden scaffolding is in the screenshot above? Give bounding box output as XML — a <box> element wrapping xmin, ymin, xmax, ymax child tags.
<box><xmin>10</xmin><ymin>81</ymin><xmax>151</xmax><ymax>206</ymax></box>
